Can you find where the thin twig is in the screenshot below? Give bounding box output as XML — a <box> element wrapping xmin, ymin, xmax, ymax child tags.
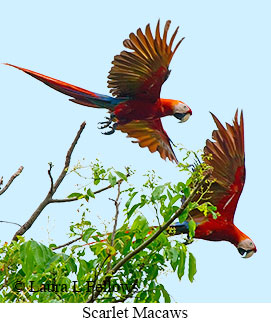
<box><xmin>50</xmin><ymin>178</ymin><xmax>127</xmax><ymax>203</ymax></box>
<box><xmin>0</xmin><ymin>166</ymin><xmax>24</xmax><ymax>196</ymax></box>
<box><xmin>106</xmin><ymin>181</ymin><xmax>122</xmax><ymax>273</ymax></box>
<box><xmin>52</xmin><ymin>122</ymin><xmax>86</xmax><ymax>194</ymax></box>
<box><xmin>109</xmin><ymin>181</ymin><xmax>121</xmax><ymax>247</ymax></box>
<box><xmin>48</xmin><ymin>163</ymin><xmax>54</xmax><ymax>194</ymax></box>
<box><xmin>0</xmin><ymin>220</ymin><xmax>22</xmax><ymax>228</ymax></box>
<box><xmin>11</xmin><ymin>122</ymin><xmax>86</xmax><ymax>241</ymax></box>
<box><xmin>52</xmin><ymin>235</ymin><xmax>82</xmax><ymax>250</ymax></box>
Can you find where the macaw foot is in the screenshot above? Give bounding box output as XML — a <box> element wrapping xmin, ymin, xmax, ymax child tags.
<box><xmin>98</xmin><ymin>113</ymin><xmax>117</xmax><ymax>135</ymax></box>
<box><xmin>101</xmin><ymin>122</ymin><xmax>118</xmax><ymax>135</ymax></box>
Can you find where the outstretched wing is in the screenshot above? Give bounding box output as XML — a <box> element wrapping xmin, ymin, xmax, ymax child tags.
<box><xmin>117</xmin><ymin>119</ymin><xmax>178</xmax><ymax>163</ymax></box>
<box><xmin>108</xmin><ymin>20</ymin><xmax>184</xmax><ymax>101</ymax></box>
<box><xmin>193</xmin><ymin>110</ymin><xmax>245</xmax><ymax>223</ymax></box>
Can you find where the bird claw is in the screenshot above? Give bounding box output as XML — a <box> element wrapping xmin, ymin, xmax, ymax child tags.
<box><xmin>98</xmin><ymin>121</ymin><xmax>112</xmax><ymax>129</ymax></box>
<box><xmin>97</xmin><ymin>114</ymin><xmax>116</xmax><ymax>130</ymax></box>
<box><xmin>101</xmin><ymin>123</ymin><xmax>118</xmax><ymax>135</ymax></box>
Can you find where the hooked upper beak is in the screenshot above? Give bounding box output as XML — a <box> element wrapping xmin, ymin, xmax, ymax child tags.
<box><xmin>238</xmin><ymin>247</ymin><xmax>256</xmax><ymax>258</ymax></box>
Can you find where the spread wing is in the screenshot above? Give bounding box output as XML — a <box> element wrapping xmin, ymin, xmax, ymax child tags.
<box><xmin>117</xmin><ymin>119</ymin><xmax>178</xmax><ymax>163</ymax></box>
<box><xmin>108</xmin><ymin>20</ymin><xmax>184</xmax><ymax>101</ymax></box>
<box><xmin>192</xmin><ymin>110</ymin><xmax>245</xmax><ymax>223</ymax></box>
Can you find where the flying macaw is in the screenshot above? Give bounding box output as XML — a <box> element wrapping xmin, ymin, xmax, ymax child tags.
<box><xmin>5</xmin><ymin>20</ymin><xmax>192</xmax><ymax>163</ymax></box>
<box><xmin>169</xmin><ymin>110</ymin><xmax>257</xmax><ymax>258</ymax></box>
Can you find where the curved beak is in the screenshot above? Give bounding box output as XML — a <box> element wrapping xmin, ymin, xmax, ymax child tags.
<box><xmin>174</xmin><ymin>112</ymin><xmax>191</xmax><ymax>123</ymax></box>
<box><xmin>238</xmin><ymin>248</ymin><xmax>256</xmax><ymax>258</ymax></box>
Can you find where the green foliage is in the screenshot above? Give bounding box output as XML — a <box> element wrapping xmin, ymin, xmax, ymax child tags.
<box><xmin>0</xmin><ymin>155</ymin><xmax>217</xmax><ymax>303</ymax></box>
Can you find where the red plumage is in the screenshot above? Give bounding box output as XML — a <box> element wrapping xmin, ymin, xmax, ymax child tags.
<box><xmin>5</xmin><ymin>20</ymin><xmax>192</xmax><ymax>163</ymax></box>
<box><xmin>172</xmin><ymin>110</ymin><xmax>256</xmax><ymax>258</ymax></box>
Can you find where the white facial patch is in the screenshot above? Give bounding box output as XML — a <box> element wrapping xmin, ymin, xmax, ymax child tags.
<box><xmin>174</xmin><ymin>102</ymin><xmax>189</xmax><ymax>114</ymax></box>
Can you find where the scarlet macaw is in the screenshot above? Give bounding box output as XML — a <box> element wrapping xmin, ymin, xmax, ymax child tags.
<box><xmin>170</xmin><ymin>110</ymin><xmax>257</xmax><ymax>258</ymax></box>
<box><xmin>5</xmin><ymin>20</ymin><xmax>192</xmax><ymax>163</ymax></box>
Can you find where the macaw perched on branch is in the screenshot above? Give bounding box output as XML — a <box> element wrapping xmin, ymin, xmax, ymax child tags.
<box><xmin>170</xmin><ymin>110</ymin><xmax>257</xmax><ymax>258</ymax></box>
<box><xmin>5</xmin><ymin>20</ymin><xmax>192</xmax><ymax>163</ymax></box>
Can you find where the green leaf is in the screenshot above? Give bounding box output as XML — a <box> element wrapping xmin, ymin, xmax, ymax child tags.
<box><xmin>167</xmin><ymin>189</ymin><xmax>173</xmax><ymax>201</ymax></box>
<box><xmin>188</xmin><ymin>252</ymin><xmax>197</xmax><ymax>282</ymax></box>
<box><xmin>160</xmin><ymin>284</ymin><xmax>171</xmax><ymax>303</ymax></box>
<box><xmin>178</xmin><ymin>208</ymin><xmax>189</xmax><ymax>224</ymax></box>
<box><xmin>166</xmin><ymin>247</ymin><xmax>179</xmax><ymax>271</ymax></box>
<box><xmin>86</xmin><ymin>188</ymin><xmax>95</xmax><ymax>199</ymax></box>
<box><xmin>115</xmin><ymin>171</ymin><xmax>127</xmax><ymax>181</ymax></box>
<box><xmin>20</xmin><ymin>241</ymin><xmax>35</xmax><ymax>278</ymax></box>
<box><xmin>168</xmin><ymin>194</ymin><xmax>182</xmax><ymax>208</ymax></box>
<box><xmin>154</xmin><ymin>286</ymin><xmax>161</xmax><ymax>302</ymax></box>
<box><xmin>125</xmin><ymin>191</ymin><xmax>138</xmax><ymax>209</ymax></box>
<box><xmin>151</xmin><ymin>184</ymin><xmax>167</xmax><ymax>201</ymax></box>
<box><xmin>147</xmin><ymin>264</ymin><xmax>159</xmax><ymax>280</ymax></box>
<box><xmin>127</xmin><ymin>203</ymin><xmax>141</xmax><ymax>219</ymax></box>
<box><xmin>177</xmin><ymin>248</ymin><xmax>186</xmax><ymax>280</ymax></box>
<box><xmin>108</xmin><ymin>173</ymin><xmax>117</xmax><ymax>187</ymax></box>
<box><xmin>183</xmin><ymin>187</ymin><xmax>190</xmax><ymax>198</ymax></box>
<box><xmin>188</xmin><ymin>219</ymin><xmax>196</xmax><ymax>238</ymax></box>
<box><xmin>66</xmin><ymin>257</ymin><xmax>77</xmax><ymax>273</ymax></box>
<box><xmin>130</xmin><ymin>215</ymin><xmax>148</xmax><ymax>233</ymax></box>
<box><xmin>67</xmin><ymin>192</ymin><xmax>84</xmax><ymax>199</ymax></box>
<box><xmin>82</xmin><ymin>228</ymin><xmax>96</xmax><ymax>242</ymax></box>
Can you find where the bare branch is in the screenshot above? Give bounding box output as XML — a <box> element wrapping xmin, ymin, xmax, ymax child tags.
<box><xmin>50</xmin><ymin>197</ymin><xmax>78</xmax><ymax>203</ymax></box>
<box><xmin>107</xmin><ymin>181</ymin><xmax>122</xmax><ymax>273</ymax></box>
<box><xmin>0</xmin><ymin>166</ymin><xmax>24</xmax><ymax>196</ymax></box>
<box><xmin>51</xmin><ymin>235</ymin><xmax>82</xmax><ymax>250</ymax></box>
<box><xmin>0</xmin><ymin>220</ymin><xmax>22</xmax><ymax>228</ymax></box>
<box><xmin>109</xmin><ymin>181</ymin><xmax>121</xmax><ymax>247</ymax></box>
<box><xmin>92</xmin><ymin>182</ymin><xmax>120</xmax><ymax>195</ymax></box>
<box><xmin>48</xmin><ymin>163</ymin><xmax>54</xmax><ymax>194</ymax></box>
<box><xmin>52</xmin><ymin>122</ymin><xmax>86</xmax><ymax>194</ymax></box>
<box><xmin>12</xmin><ymin>122</ymin><xmax>86</xmax><ymax>241</ymax></box>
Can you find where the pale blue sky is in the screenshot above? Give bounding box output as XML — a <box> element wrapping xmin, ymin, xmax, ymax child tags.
<box><xmin>1</xmin><ymin>0</ymin><xmax>270</xmax><ymax>302</ymax></box>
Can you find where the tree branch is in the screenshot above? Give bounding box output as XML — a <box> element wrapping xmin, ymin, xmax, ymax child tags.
<box><xmin>50</xmin><ymin>177</ymin><xmax>128</xmax><ymax>203</ymax></box>
<box><xmin>0</xmin><ymin>166</ymin><xmax>24</xmax><ymax>196</ymax></box>
<box><xmin>52</xmin><ymin>235</ymin><xmax>82</xmax><ymax>250</ymax></box>
<box><xmin>48</xmin><ymin>163</ymin><xmax>54</xmax><ymax>194</ymax></box>
<box><xmin>11</xmin><ymin>122</ymin><xmax>86</xmax><ymax>241</ymax></box>
<box><xmin>52</xmin><ymin>122</ymin><xmax>86</xmax><ymax>194</ymax></box>
<box><xmin>109</xmin><ymin>181</ymin><xmax>121</xmax><ymax>247</ymax></box>
<box><xmin>106</xmin><ymin>181</ymin><xmax>122</xmax><ymax>273</ymax></box>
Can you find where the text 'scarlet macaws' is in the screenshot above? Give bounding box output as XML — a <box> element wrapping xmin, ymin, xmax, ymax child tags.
<box><xmin>5</xmin><ymin>20</ymin><xmax>192</xmax><ymax>163</ymax></box>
